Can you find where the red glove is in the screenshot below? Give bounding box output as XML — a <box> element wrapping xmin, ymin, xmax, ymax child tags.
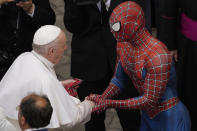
<box><xmin>101</xmin><ymin>83</ymin><xmax>121</xmax><ymax>99</ymax></box>
<box><xmin>87</xmin><ymin>94</ymin><xmax>139</xmax><ymax>113</ymax></box>
<box><xmin>63</xmin><ymin>78</ymin><xmax>82</xmax><ymax>97</ymax></box>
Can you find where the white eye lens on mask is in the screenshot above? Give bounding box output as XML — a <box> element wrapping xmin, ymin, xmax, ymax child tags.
<box><xmin>112</xmin><ymin>22</ymin><xmax>121</xmax><ymax>32</ymax></box>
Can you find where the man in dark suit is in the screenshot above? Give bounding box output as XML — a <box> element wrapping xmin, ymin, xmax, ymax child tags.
<box><xmin>64</xmin><ymin>0</ymin><xmax>153</xmax><ymax>130</ymax></box>
<box><xmin>0</xmin><ymin>0</ymin><xmax>55</xmax><ymax>80</ymax></box>
<box><xmin>0</xmin><ymin>93</ymin><xmax>53</xmax><ymax>131</ymax></box>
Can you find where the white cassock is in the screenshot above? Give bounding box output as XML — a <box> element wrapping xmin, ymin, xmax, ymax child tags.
<box><xmin>0</xmin><ymin>107</ymin><xmax>16</xmax><ymax>131</ymax></box>
<box><xmin>0</xmin><ymin>51</ymin><xmax>93</xmax><ymax>130</ymax></box>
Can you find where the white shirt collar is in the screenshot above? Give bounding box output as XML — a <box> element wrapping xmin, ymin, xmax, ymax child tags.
<box><xmin>97</xmin><ymin>0</ymin><xmax>111</xmax><ymax>12</ymax></box>
<box><xmin>32</xmin><ymin>50</ymin><xmax>56</xmax><ymax>77</ymax></box>
<box><xmin>97</xmin><ymin>1</ymin><xmax>101</xmax><ymax>12</ymax></box>
<box><xmin>105</xmin><ymin>0</ymin><xmax>111</xmax><ymax>10</ymax></box>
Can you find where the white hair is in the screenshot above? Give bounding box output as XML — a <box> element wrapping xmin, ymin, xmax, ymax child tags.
<box><xmin>32</xmin><ymin>38</ymin><xmax>58</xmax><ymax>55</ymax></box>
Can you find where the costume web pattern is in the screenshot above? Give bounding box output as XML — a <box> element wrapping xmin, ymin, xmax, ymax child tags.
<box><xmin>89</xmin><ymin>1</ymin><xmax>179</xmax><ymax>118</ymax></box>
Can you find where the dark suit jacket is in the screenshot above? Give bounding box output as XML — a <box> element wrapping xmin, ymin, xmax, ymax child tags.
<box><xmin>0</xmin><ymin>0</ymin><xmax>55</xmax><ymax>78</ymax></box>
<box><xmin>153</xmin><ymin>0</ymin><xmax>179</xmax><ymax>50</ymax></box>
<box><xmin>64</xmin><ymin>0</ymin><xmax>116</xmax><ymax>81</ymax></box>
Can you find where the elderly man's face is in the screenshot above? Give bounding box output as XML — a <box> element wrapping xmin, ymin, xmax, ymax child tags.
<box><xmin>53</xmin><ymin>32</ymin><xmax>67</xmax><ymax>64</ymax></box>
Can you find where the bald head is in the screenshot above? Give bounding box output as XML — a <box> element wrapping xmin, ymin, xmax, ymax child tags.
<box><xmin>21</xmin><ymin>94</ymin><xmax>49</xmax><ymax>109</ymax></box>
<box><xmin>19</xmin><ymin>93</ymin><xmax>53</xmax><ymax>129</ymax></box>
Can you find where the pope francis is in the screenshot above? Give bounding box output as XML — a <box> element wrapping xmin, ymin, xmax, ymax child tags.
<box><xmin>0</xmin><ymin>25</ymin><xmax>94</xmax><ymax>131</ymax></box>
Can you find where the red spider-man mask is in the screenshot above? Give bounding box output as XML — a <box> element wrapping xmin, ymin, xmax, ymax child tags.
<box><xmin>109</xmin><ymin>1</ymin><xmax>145</xmax><ymax>43</ymax></box>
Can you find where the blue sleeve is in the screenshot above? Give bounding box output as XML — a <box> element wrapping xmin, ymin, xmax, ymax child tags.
<box><xmin>111</xmin><ymin>62</ymin><xmax>130</xmax><ymax>90</ymax></box>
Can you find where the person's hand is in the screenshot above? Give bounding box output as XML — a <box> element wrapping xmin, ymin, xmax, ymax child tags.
<box><xmin>61</xmin><ymin>78</ymin><xmax>82</xmax><ymax>97</ymax></box>
<box><xmin>0</xmin><ymin>0</ymin><xmax>14</xmax><ymax>5</ymax></box>
<box><xmin>87</xmin><ymin>94</ymin><xmax>109</xmax><ymax>113</ymax></box>
<box><xmin>87</xmin><ymin>94</ymin><xmax>102</xmax><ymax>103</ymax></box>
<box><xmin>170</xmin><ymin>50</ymin><xmax>178</xmax><ymax>62</ymax></box>
<box><xmin>85</xmin><ymin>97</ymin><xmax>95</xmax><ymax>107</ymax></box>
<box><xmin>16</xmin><ymin>0</ymin><xmax>34</xmax><ymax>14</ymax></box>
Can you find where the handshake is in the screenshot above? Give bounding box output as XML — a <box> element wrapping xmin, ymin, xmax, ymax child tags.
<box><xmin>86</xmin><ymin>93</ymin><xmax>133</xmax><ymax>113</ymax></box>
<box><xmin>86</xmin><ymin>94</ymin><xmax>110</xmax><ymax>113</ymax></box>
<box><xmin>61</xmin><ymin>79</ymin><xmax>112</xmax><ymax>113</ymax></box>
<box><xmin>62</xmin><ymin>79</ymin><xmax>125</xmax><ymax>113</ymax></box>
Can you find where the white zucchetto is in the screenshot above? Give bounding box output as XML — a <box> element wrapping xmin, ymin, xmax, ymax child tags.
<box><xmin>33</xmin><ymin>25</ymin><xmax>61</xmax><ymax>45</ymax></box>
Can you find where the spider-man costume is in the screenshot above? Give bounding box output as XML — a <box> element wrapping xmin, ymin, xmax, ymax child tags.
<box><xmin>88</xmin><ymin>1</ymin><xmax>191</xmax><ymax>130</ymax></box>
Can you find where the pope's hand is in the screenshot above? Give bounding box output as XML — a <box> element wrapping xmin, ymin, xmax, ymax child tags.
<box><xmin>61</xmin><ymin>78</ymin><xmax>82</xmax><ymax>97</ymax></box>
<box><xmin>87</xmin><ymin>94</ymin><xmax>102</xmax><ymax>103</ymax></box>
<box><xmin>85</xmin><ymin>97</ymin><xmax>95</xmax><ymax>108</ymax></box>
<box><xmin>0</xmin><ymin>0</ymin><xmax>14</xmax><ymax>5</ymax></box>
<box><xmin>87</xmin><ymin>94</ymin><xmax>109</xmax><ymax>113</ymax></box>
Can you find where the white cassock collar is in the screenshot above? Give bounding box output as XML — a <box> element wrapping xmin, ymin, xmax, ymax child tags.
<box><xmin>32</xmin><ymin>50</ymin><xmax>56</xmax><ymax>77</ymax></box>
<box><xmin>97</xmin><ymin>0</ymin><xmax>111</xmax><ymax>11</ymax></box>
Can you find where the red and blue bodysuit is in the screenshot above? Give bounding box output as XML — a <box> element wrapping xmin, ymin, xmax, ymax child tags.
<box><xmin>88</xmin><ymin>1</ymin><xmax>191</xmax><ymax>130</ymax></box>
